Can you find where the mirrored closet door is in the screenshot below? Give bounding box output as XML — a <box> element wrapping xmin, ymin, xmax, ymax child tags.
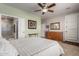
<box><xmin>1</xmin><ymin>15</ymin><xmax>18</xmax><ymax>39</ymax></box>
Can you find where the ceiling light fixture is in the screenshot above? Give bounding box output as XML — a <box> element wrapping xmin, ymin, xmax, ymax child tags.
<box><xmin>42</xmin><ymin>8</ymin><xmax>48</xmax><ymax>12</ymax></box>
<box><xmin>34</xmin><ymin>3</ymin><xmax>56</xmax><ymax>15</ymax></box>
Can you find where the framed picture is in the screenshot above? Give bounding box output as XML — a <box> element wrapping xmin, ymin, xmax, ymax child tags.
<box><xmin>28</xmin><ymin>20</ymin><xmax>37</xmax><ymax>29</ymax></box>
<box><xmin>50</xmin><ymin>22</ymin><xmax>60</xmax><ymax>30</ymax></box>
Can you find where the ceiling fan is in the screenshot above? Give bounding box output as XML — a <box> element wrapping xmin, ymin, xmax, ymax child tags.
<box><xmin>34</xmin><ymin>3</ymin><xmax>56</xmax><ymax>15</ymax></box>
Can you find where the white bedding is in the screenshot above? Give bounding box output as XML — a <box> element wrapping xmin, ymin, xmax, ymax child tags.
<box><xmin>0</xmin><ymin>38</ymin><xmax>19</xmax><ymax>56</ymax></box>
<box><xmin>10</xmin><ymin>37</ymin><xmax>64</xmax><ymax>56</ymax></box>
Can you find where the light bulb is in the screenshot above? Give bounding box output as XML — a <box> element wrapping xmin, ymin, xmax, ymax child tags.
<box><xmin>42</xmin><ymin>9</ymin><xmax>48</xmax><ymax>12</ymax></box>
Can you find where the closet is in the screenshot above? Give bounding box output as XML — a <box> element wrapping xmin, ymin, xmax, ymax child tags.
<box><xmin>0</xmin><ymin>15</ymin><xmax>18</xmax><ymax>39</ymax></box>
<box><xmin>64</xmin><ymin>13</ymin><xmax>79</xmax><ymax>43</ymax></box>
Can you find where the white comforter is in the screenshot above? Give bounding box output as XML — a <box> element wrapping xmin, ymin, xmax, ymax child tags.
<box><xmin>0</xmin><ymin>38</ymin><xmax>19</xmax><ymax>56</ymax></box>
<box><xmin>10</xmin><ymin>37</ymin><xmax>64</xmax><ymax>56</ymax></box>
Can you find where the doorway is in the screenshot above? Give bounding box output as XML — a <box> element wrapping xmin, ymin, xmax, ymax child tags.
<box><xmin>1</xmin><ymin>15</ymin><xmax>18</xmax><ymax>39</ymax></box>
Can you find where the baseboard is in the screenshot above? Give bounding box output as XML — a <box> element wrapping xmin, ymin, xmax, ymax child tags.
<box><xmin>62</xmin><ymin>41</ymin><xmax>79</xmax><ymax>46</ymax></box>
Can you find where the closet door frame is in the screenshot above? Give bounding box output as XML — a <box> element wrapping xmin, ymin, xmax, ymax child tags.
<box><xmin>64</xmin><ymin>13</ymin><xmax>79</xmax><ymax>42</ymax></box>
<box><xmin>0</xmin><ymin>14</ymin><xmax>2</xmax><ymax>38</ymax></box>
<box><xmin>0</xmin><ymin>14</ymin><xmax>23</xmax><ymax>39</ymax></box>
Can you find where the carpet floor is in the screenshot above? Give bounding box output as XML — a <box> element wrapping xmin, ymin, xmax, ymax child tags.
<box><xmin>58</xmin><ymin>42</ymin><xmax>79</xmax><ymax>56</ymax></box>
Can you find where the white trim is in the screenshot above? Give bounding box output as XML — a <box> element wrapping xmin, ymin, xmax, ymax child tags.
<box><xmin>0</xmin><ymin>15</ymin><xmax>2</xmax><ymax>38</ymax></box>
<box><xmin>0</xmin><ymin>13</ymin><xmax>25</xmax><ymax>19</ymax></box>
<box><xmin>0</xmin><ymin>13</ymin><xmax>26</xmax><ymax>39</ymax></box>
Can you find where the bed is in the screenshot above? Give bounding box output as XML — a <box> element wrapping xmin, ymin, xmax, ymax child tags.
<box><xmin>9</xmin><ymin>37</ymin><xmax>64</xmax><ymax>56</ymax></box>
<box><xmin>0</xmin><ymin>38</ymin><xmax>19</xmax><ymax>56</ymax></box>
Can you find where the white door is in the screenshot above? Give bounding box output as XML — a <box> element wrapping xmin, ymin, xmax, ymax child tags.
<box><xmin>18</xmin><ymin>18</ymin><xmax>26</xmax><ymax>38</ymax></box>
<box><xmin>65</xmin><ymin>14</ymin><xmax>78</xmax><ymax>42</ymax></box>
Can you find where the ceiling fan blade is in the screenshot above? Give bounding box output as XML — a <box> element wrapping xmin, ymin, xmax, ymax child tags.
<box><xmin>47</xmin><ymin>3</ymin><xmax>56</xmax><ymax>8</ymax></box>
<box><xmin>48</xmin><ymin>10</ymin><xmax>54</xmax><ymax>13</ymax></box>
<box><xmin>42</xmin><ymin>12</ymin><xmax>45</xmax><ymax>15</ymax></box>
<box><xmin>43</xmin><ymin>3</ymin><xmax>46</xmax><ymax>4</ymax></box>
<box><xmin>34</xmin><ymin>9</ymin><xmax>41</xmax><ymax>12</ymax></box>
<box><xmin>38</xmin><ymin>3</ymin><xmax>43</xmax><ymax>9</ymax></box>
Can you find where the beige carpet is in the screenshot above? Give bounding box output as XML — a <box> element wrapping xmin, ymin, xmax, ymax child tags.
<box><xmin>58</xmin><ymin>42</ymin><xmax>79</xmax><ymax>56</ymax></box>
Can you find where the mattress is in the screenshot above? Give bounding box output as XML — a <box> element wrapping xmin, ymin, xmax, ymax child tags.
<box><xmin>10</xmin><ymin>37</ymin><xmax>64</xmax><ymax>56</ymax></box>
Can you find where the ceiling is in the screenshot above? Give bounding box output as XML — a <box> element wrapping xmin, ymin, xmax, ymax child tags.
<box><xmin>4</xmin><ymin>3</ymin><xmax>79</xmax><ymax>20</ymax></box>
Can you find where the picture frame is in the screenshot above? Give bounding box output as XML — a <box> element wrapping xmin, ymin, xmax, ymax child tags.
<box><xmin>50</xmin><ymin>22</ymin><xmax>60</xmax><ymax>30</ymax></box>
<box><xmin>28</xmin><ymin>20</ymin><xmax>37</xmax><ymax>29</ymax></box>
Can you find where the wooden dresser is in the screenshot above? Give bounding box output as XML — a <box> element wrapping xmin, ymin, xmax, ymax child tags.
<box><xmin>45</xmin><ymin>32</ymin><xmax>63</xmax><ymax>41</ymax></box>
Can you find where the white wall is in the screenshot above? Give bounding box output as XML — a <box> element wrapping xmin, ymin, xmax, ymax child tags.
<box><xmin>42</xmin><ymin>12</ymin><xmax>79</xmax><ymax>42</ymax></box>
<box><xmin>41</xmin><ymin>23</ymin><xmax>46</xmax><ymax>37</ymax></box>
<box><xmin>0</xmin><ymin>4</ymin><xmax>41</xmax><ymax>38</ymax></box>
<box><xmin>41</xmin><ymin>16</ymin><xmax>65</xmax><ymax>37</ymax></box>
<box><xmin>18</xmin><ymin>18</ymin><xmax>26</xmax><ymax>38</ymax></box>
<box><xmin>77</xmin><ymin>13</ymin><xmax>79</xmax><ymax>42</ymax></box>
<box><xmin>46</xmin><ymin>16</ymin><xmax>65</xmax><ymax>32</ymax></box>
<box><xmin>0</xmin><ymin>15</ymin><xmax>2</xmax><ymax>38</ymax></box>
